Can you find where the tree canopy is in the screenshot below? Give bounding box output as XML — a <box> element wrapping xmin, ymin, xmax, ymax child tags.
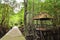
<box><xmin>0</xmin><ymin>0</ymin><xmax>60</xmax><ymax>28</ymax></box>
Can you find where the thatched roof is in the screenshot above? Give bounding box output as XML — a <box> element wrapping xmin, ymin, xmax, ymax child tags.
<box><xmin>33</xmin><ymin>12</ymin><xmax>53</xmax><ymax>20</ymax></box>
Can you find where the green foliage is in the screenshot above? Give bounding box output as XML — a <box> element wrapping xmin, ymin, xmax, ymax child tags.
<box><xmin>0</xmin><ymin>0</ymin><xmax>60</xmax><ymax>28</ymax></box>
<box><xmin>9</xmin><ymin>9</ymin><xmax>24</xmax><ymax>27</ymax></box>
<box><xmin>27</xmin><ymin>0</ymin><xmax>60</xmax><ymax>25</ymax></box>
<box><xmin>0</xmin><ymin>3</ymin><xmax>24</xmax><ymax>28</ymax></box>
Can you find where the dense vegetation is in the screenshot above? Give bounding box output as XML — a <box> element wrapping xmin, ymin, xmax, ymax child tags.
<box><xmin>27</xmin><ymin>0</ymin><xmax>60</xmax><ymax>26</ymax></box>
<box><xmin>0</xmin><ymin>0</ymin><xmax>24</xmax><ymax>28</ymax></box>
<box><xmin>0</xmin><ymin>0</ymin><xmax>60</xmax><ymax>39</ymax></box>
<box><xmin>0</xmin><ymin>0</ymin><xmax>60</xmax><ymax>28</ymax></box>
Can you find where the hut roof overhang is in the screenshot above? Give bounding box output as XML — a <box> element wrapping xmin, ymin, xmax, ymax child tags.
<box><xmin>33</xmin><ymin>12</ymin><xmax>53</xmax><ymax>20</ymax></box>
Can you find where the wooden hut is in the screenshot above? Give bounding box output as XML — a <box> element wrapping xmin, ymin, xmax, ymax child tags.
<box><xmin>33</xmin><ymin>12</ymin><xmax>53</xmax><ymax>29</ymax></box>
<box><xmin>33</xmin><ymin>12</ymin><xmax>54</xmax><ymax>40</ymax></box>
